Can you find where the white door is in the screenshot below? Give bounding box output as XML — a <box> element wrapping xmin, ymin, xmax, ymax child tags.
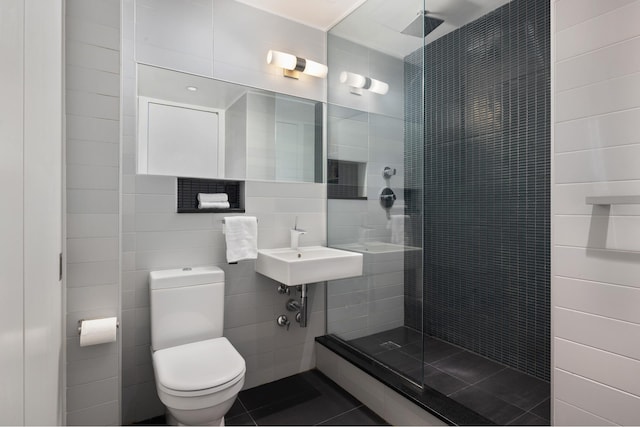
<box><xmin>0</xmin><ymin>0</ymin><xmax>63</xmax><ymax>424</ymax></box>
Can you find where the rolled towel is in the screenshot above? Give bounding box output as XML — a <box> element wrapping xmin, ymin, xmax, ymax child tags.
<box><xmin>198</xmin><ymin>201</ymin><xmax>230</xmax><ymax>209</ymax></box>
<box><xmin>198</xmin><ymin>193</ymin><xmax>228</xmax><ymax>203</ymax></box>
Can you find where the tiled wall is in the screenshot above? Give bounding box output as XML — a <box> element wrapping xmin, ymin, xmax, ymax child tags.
<box><xmin>121</xmin><ymin>0</ymin><xmax>329</xmax><ymax>423</ymax></box>
<box><xmin>65</xmin><ymin>0</ymin><xmax>121</xmax><ymax>424</ymax></box>
<box><xmin>405</xmin><ymin>0</ymin><xmax>551</xmax><ymax>380</ymax></box>
<box><xmin>553</xmin><ymin>0</ymin><xmax>640</xmax><ymax>424</ymax></box>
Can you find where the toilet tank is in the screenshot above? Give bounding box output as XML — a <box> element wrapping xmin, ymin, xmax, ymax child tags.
<box><xmin>150</xmin><ymin>266</ymin><xmax>225</xmax><ymax>351</ymax></box>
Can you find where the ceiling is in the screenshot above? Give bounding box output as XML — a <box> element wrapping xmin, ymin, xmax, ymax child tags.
<box><xmin>234</xmin><ymin>0</ymin><xmax>513</xmax><ymax>58</ymax></box>
<box><xmin>233</xmin><ymin>0</ymin><xmax>368</xmax><ymax>31</ymax></box>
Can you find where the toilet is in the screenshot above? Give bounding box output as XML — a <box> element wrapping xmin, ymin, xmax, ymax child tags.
<box><xmin>149</xmin><ymin>266</ymin><xmax>246</xmax><ymax>426</ymax></box>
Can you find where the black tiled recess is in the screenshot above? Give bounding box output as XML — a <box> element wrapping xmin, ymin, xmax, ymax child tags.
<box><xmin>176</xmin><ymin>177</ymin><xmax>243</xmax><ymax>213</ymax></box>
<box><xmin>403</xmin><ymin>0</ymin><xmax>551</xmax><ymax>382</ymax></box>
<box><xmin>134</xmin><ymin>370</ymin><xmax>387</xmax><ymax>426</ymax></box>
<box><xmin>508</xmin><ymin>411</ymin><xmax>550</xmax><ymax>426</ymax></box>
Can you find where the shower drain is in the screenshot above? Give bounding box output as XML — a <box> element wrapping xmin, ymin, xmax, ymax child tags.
<box><xmin>380</xmin><ymin>341</ymin><xmax>401</xmax><ymax>350</ymax></box>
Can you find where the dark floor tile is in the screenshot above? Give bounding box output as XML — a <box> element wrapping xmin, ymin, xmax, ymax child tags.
<box><xmin>226</xmin><ymin>412</ymin><xmax>256</xmax><ymax>426</ymax></box>
<box><xmin>475</xmin><ymin>368</ymin><xmax>550</xmax><ymax>411</ymax></box>
<box><xmin>239</xmin><ymin>373</ymin><xmax>321</xmax><ymax>411</ymax></box>
<box><xmin>508</xmin><ymin>411</ymin><xmax>550</xmax><ymax>426</ymax></box>
<box><xmin>450</xmin><ymin>385</ymin><xmax>526</xmax><ymax>425</ymax></box>
<box><xmin>227</xmin><ymin>398</ymin><xmax>248</xmax><ymax>418</ymax></box>
<box><xmin>350</xmin><ymin>335</ymin><xmax>389</xmax><ymax>355</ymax></box>
<box><xmin>432</xmin><ymin>350</ymin><xmax>506</xmax><ymax>384</ymax></box>
<box><xmin>319</xmin><ymin>406</ymin><xmax>389</xmax><ymax>426</ymax></box>
<box><xmin>423</xmin><ymin>364</ymin><xmax>471</xmax><ymax>396</ymax></box>
<box><xmin>530</xmin><ymin>398</ymin><xmax>550</xmax><ymax>422</ymax></box>
<box><xmin>374</xmin><ymin>348</ymin><xmax>422</xmax><ymax>372</ymax></box>
<box><xmin>132</xmin><ymin>415</ymin><xmax>167</xmax><ymax>425</ymax></box>
<box><xmin>375</xmin><ymin>326</ymin><xmax>422</xmax><ymax>347</ymax></box>
<box><xmin>249</xmin><ymin>371</ymin><xmax>361</xmax><ymax>426</ymax></box>
<box><xmin>349</xmin><ymin>327</ymin><xmax>422</xmax><ymax>356</ymax></box>
<box><xmin>399</xmin><ymin>336</ymin><xmax>465</xmax><ymax>364</ymax></box>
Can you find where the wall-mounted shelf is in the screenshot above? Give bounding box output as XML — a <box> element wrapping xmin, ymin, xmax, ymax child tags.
<box><xmin>585</xmin><ymin>195</ymin><xmax>640</xmax><ymax>205</ymax></box>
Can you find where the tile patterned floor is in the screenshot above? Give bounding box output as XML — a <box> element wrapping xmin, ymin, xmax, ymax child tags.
<box><xmin>135</xmin><ymin>370</ymin><xmax>388</xmax><ymax>426</ymax></box>
<box><xmin>349</xmin><ymin>327</ymin><xmax>551</xmax><ymax>426</ymax></box>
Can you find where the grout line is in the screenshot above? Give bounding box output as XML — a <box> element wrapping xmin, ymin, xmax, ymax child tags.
<box><xmin>315</xmin><ymin>405</ymin><xmax>364</xmax><ymax>426</ymax></box>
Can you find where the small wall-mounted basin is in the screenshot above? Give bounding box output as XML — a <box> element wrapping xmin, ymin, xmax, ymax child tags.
<box><xmin>255</xmin><ymin>246</ymin><xmax>363</xmax><ymax>286</ymax></box>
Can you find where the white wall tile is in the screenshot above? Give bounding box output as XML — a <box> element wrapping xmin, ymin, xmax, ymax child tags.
<box><xmin>556</xmin><ymin>36</ymin><xmax>640</xmax><ymax>92</ymax></box>
<box><xmin>555</xmin><ymin>72</ymin><xmax>640</xmax><ymax>123</ymax></box>
<box><xmin>554</xmin><ymin>108</ymin><xmax>640</xmax><ymax>153</ymax></box>
<box><xmin>555</xmin><ymin>308</ymin><xmax>640</xmax><ymax>359</ymax></box>
<box><xmin>66</xmin><ymin>140</ymin><xmax>119</xmax><ymax>167</ymax></box>
<box><xmin>554</xmin><ymin>246</ymin><xmax>640</xmax><ymax>287</ymax></box>
<box><xmin>554</xmin><ymin>399</ymin><xmax>616</xmax><ymax>426</ymax></box>
<box><xmin>555</xmin><ymin>0</ymin><xmax>636</xmax><ymax>32</ymax></box>
<box><xmin>66</xmin><ymin>16</ymin><xmax>119</xmax><ymax>50</ymax></box>
<box><xmin>554</xmin><ymin>215</ymin><xmax>640</xmax><ymax>251</ymax></box>
<box><xmin>212</xmin><ymin>0</ymin><xmax>325</xmax><ymax>102</ymax></box>
<box><xmin>66</xmin><ymin>65</ymin><xmax>119</xmax><ymax>96</ymax></box>
<box><xmin>555</xmin><ymin>144</ymin><xmax>640</xmax><ymax>183</ymax></box>
<box><xmin>556</xmin><ymin>1</ymin><xmax>640</xmax><ymax>61</ymax></box>
<box><xmin>556</xmin><ymin>338</ymin><xmax>640</xmax><ymax>396</ymax></box>
<box><xmin>554</xmin><ymin>369</ymin><xmax>640</xmax><ymax>426</ymax></box>
<box><xmin>135</xmin><ymin>0</ymin><xmax>213</xmax><ymax>77</ymax></box>
<box><xmin>555</xmin><ymin>277</ymin><xmax>640</xmax><ymax>324</ymax></box>
<box><xmin>67</xmin><ymin>354</ymin><xmax>119</xmax><ymax>387</ymax></box>
<box><xmin>67</xmin><ymin>377</ymin><xmax>119</xmax><ymax>413</ymax></box>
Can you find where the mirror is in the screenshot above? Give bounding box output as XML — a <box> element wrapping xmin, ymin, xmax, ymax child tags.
<box><xmin>137</xmin><ymin>64</ymin><xmax>323</xmax><ymax>183</ymax></box>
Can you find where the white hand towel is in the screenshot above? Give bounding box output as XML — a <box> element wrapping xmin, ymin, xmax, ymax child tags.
<box><xmin>198</xmin><ymin>201</ymin><xmax>230</xmax><ymax>209</ymax></box>
<box><xmin>224</xmin><ymin>216</ymin><xmax>258</xmax><ymax>263</ymax></box>
<box><xmin>198</xmin><ymin>193</ymin><xmax>229</xmax><ymax>203</ymax></box>
<box><xmin>388</xmin><ymin>214</ymin><xmax>409</xmax><ymax>245</ymax></box>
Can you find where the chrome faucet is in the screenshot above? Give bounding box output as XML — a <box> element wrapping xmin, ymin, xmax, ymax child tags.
<box><xmin>290</xmin><ymin>216</ymin><xmax>306</xmax><ymax>250</ymax></box>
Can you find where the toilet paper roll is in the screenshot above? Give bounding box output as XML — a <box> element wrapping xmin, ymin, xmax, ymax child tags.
<box><xmin>79</xmin><ymin>317</ymin><xmax>118</xmax><ymax>347</ymax></box>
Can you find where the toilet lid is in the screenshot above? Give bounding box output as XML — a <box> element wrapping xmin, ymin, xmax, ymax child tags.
<box><xmin>153</xmin><ymin>337</ymin><xmax>245</xmax><ymax>392</ymax></box>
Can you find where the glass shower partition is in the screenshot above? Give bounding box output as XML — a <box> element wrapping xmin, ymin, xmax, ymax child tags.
<box><xmin>325</xmin><ymin>0</ymin><xmax>426</xmax><ymax>385</ymax></box>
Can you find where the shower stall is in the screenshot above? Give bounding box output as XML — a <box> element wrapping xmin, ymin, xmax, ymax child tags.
<box><xmin>323</xmin><ymin>0</ymin><xmax>550</xmax><ymax>424</ymax></box>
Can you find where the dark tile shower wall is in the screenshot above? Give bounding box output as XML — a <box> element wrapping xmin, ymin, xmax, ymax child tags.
<box><xmin>404</xmin><ymin>0</ymin><xmax>550</xmax><ymax>380</ymax></box>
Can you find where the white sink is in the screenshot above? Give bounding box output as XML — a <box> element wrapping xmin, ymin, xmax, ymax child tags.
<box><xmin>255</xmin><ymin>246</ymin><xmax>363</xmax><ymax>286</ymax></box>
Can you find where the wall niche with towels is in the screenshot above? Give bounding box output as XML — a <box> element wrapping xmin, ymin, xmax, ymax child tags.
<box><xmin>176</xmin><ymin>177</ymin><xmax>244</xmax><ymax>213</ymax></box>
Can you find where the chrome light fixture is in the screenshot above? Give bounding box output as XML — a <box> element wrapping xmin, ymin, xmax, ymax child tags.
<box><xmin>339</xmin><ymin>71</ymin><xmax>389</xmax><ymax>95</ymax></box>
<box><xmin>266</xmin><ymin>50</ymin><xmax>328</xmax><ymax>79</ymax></box>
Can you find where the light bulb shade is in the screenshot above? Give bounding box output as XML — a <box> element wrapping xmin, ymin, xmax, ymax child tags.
<box><xmin>267</xmin><ymin>50</ymin><xmax>327</xmax><ymax>79</ymax></box>
<box><xmin>340</xmin><ymin>71</ymin><xmax>389</xmax><ymax>95</ymax></box>
<box><xmin>368</xmin><ymin>78</ymin><xmax>389</xmax><ymax>95</ymax></box>
<box><xmin>267</xmin><ymin>50</ymin><xmax>297</xmax><ymax>70</ymax></box>
<box><xmin>303</xmin><ymin>59</ymin><xmax>328</xmax><ymax>78</ymax></box>
<box><xmin>340</xmin><ymin>71</ymin><xmax>366</xmax><ymax>88</ymax></box>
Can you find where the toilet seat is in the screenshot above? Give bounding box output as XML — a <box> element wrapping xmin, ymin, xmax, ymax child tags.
<box><xmin>153</xmin><ymin>337</ymin><xmax>246</xmax><ymax>397</ymax></box>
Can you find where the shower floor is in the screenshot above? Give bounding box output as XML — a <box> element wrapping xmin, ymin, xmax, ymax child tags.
<box><xmin>348</xmin><ymin>327</ymin><xmax>550</xmax><ymax>425</ymax></box>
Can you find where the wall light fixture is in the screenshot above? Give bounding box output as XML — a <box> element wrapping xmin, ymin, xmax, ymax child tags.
<box><xmin>266</xmin><ymin>50</ymin><xmax>328</xmax><ymax>79</ymax></box>
<box><xmin>340</xmin><ymin>71</ymin><xmax>389</xmax><ymax>95</ymax></box>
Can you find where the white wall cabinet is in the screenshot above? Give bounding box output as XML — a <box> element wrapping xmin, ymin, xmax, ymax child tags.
<box><xmin>138</xmin><ymin>97</ymin><xmax>225</xmax><ymax>179</ymax></box>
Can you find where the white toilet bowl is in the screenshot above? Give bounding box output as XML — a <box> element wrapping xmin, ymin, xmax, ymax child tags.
<box><xmin>153</xmin><ymin>337</ymin><xmax>246</xmax><ymax>426</ymax></box>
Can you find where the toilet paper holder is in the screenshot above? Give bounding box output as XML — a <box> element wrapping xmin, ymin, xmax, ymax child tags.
<box><xmin>77</xmin><ymin>318</ymin><xmax>120</xmax><ymax>335</ymax></box>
